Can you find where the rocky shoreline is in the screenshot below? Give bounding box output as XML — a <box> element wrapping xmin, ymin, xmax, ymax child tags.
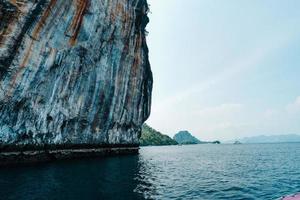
<box><xmin>0</xmin><ymin>145</ymin><xmax>139</xmax><ymax>166</ymax></box>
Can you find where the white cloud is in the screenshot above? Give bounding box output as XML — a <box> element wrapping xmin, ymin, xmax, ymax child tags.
<box><xmin>286</xmin><ymin>96</ymin><xmax>300</xmax><ymax>113</ymax></box>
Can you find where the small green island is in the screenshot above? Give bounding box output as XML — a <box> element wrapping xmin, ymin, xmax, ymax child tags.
<box><xmin>140</xmin><ymin>124</ymin><xmax>178</xmax><ymax>146</ymax></box>
<box><xmin>173</xmin><ymin>131</ymin><xmax>221</xmax><ymax>145</ymax></box>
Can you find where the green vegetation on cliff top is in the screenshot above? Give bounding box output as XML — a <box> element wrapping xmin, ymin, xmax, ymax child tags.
<box><xmin>140</xmin><ymin>124</ymin><xmax>178</xmax><ymax>146</ymax></box>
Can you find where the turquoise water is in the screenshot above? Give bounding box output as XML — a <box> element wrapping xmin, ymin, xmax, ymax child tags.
<box><xmin>0</xmin><ymin>143</ymin><xmax>300</xmax><ymax>200</ymax></box>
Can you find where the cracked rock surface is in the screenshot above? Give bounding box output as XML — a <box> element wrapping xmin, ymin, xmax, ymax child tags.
<box><xmin>0</xmin><ymin>0</ymin><xmax>152</xmax><ymax>150</ymax></box>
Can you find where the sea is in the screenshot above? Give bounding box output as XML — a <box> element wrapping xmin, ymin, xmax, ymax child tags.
<box><xmin>0</xmin><ymin>143</ymin><xmax>299</xmax><ymax>200</ymax></box>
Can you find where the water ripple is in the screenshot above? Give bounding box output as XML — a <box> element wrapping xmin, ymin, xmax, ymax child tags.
<box><xmin>135</xmin><ymin>143</ymin><xmax>300</xmax><ymax>200</ymax></box>
<box><xmin>0</xmin><ymin>143</ymin><xmax>299</xmax><ymax>200</ymax></box>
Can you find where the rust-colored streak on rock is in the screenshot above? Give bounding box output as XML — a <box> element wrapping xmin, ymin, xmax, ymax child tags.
<box><xmin>132</xmin><ymin>35</ymin><xmax>142</xmax><ymax>77</ymax></box>
<box><xmin>32</xmin><ymin>0</ymin><xmax>57</xmax><ymax>40</ymax></box>
<box><xmin>110</xmin><ymin>2</ymin><xmax>124</xmax><ymax>23</ymax></box>
<box><xmin>7</xmin><ymin>0</ymin><xmax>57</xmax><ymax>94</ymax></box>
<box><xmin>6</xmin><ymin>39</ymin><xmax>34</xmax><ymax>98</ymax></box>
<box><xmin>9</xmin><ymin>0</ymin><xmax>20</xmax><ymax>10</ymax></box>
<box><xmin>68</xmin><ymin>0</ymin><xmax>88</xmax><ymax>46</ymax></box>
<box><xmin>0</xmin><ymin>3</ymin><xmax>20</xmax><ymax>47</ymax></box>
<box><xmin>6</xmin><ymin>0</ymin><xmax>58</xmax><ymax>96</ymax></box>
<box><xmin>7</xmin><ymin>0</ymin><xmax>28</xmax><ymax>13</ymax></box>
<box><xmin>9</xmin><ymin>0</ymin><xmax>17</xmax><ymax>4</ymax></box>
<box><xmin>9</xmin><ymin>0</ymin><xmax>58</xmax><ymax>95</ymax></box>
<box><xmin>125</xmin><ymin>35</ymin><xmax>142</xmax><ymax>104</ymax></box>
<box><xmin>116</xmin><ymin>2</ymin><xmax>124</xmax><ymax>16</ymax></box>
<box><xmin>0</xmin><ymin>17</ymin><xmax>14</xmax><ymax>48</ymax></box>
<box><xmin>20</xmin><ymin>40</ymin><xmax>34</xmax><ymax>68</ymax></box>
<box><xmin>114</xmin><ymin>1</ymin><xmax>131</xmax><ymax>35</ymax></box>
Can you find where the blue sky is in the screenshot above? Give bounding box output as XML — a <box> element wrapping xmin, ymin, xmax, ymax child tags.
<box><xmin>146</xmin><ymin>0</ymin><xmax>300</xmax><ymax>141</ymax></box>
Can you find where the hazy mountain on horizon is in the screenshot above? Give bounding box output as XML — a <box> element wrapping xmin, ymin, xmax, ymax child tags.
<box><xmin>227</xmin><ymin>134</ymin><xmax>300</xmax><ymax>144</ymax></box>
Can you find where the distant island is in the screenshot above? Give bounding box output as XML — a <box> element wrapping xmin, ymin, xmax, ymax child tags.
<box><xmin>173</xmin><ymin>131</ymin><xmax>220</xmax><ymax>145</ymax></box>
<box><xmin>173</xmin><ymin>131</ymin><xmax>201</xmax><ymax>144</ymax></box>
<box><xmin>233</xmin><ymin>141</ymin><xmax>242</xmax><ymax>145</ymax></box>
<box><xmin>140</xmin><ymin>126</ymin><xmax>221</xmax><ymax>146</ymax></box>
<box><xmin>227</xmin><ymin>134</ymin><xmax>300</xmax><ymax>144</ymax></box>
<box><xmin>140</xmin><ymin>124</ymin><xmax>178</xmax><ymax>146</ymax></box>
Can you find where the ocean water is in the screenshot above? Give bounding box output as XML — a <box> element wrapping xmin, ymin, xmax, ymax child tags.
<box><xmin>0</xmin><ymin>143</ymin><xmax>300</xmax><ymax>200</ymax></box>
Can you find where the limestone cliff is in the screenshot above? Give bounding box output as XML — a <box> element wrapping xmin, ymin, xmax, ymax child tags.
<box><xmin>0</xmin><ymin>0</ymin><xmax>152</xmax><ymax>154</ymax></box>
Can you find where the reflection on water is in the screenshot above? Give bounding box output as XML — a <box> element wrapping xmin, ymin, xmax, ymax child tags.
<box><xmin>1</xmin><ymin>143</ymin><xmax>300</xmax><ymax>200</ymax></box>
<box><xmin>0</xmin><ymin>155</ymin><xmax>145</xmax><ymax>200</ymax></box>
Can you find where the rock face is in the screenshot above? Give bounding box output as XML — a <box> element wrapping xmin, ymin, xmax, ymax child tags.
<box><xmin>0</xmin><ymin>0</ymin><xmax>152</xmax><ymax>153</ymax></box>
